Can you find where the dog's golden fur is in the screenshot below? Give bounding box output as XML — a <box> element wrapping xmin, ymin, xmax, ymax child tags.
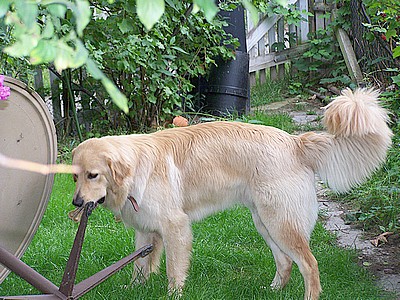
<box><xmin>72</xmin><ymin>88</ymin><xmax>392</xmax><ymax>299</ymax></box>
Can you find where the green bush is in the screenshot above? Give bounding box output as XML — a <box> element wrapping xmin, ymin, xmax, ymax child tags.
<box><xmin>82</xmin><ymin>1</ymin><xmax>240</xmax><ymax>131</ymax></box>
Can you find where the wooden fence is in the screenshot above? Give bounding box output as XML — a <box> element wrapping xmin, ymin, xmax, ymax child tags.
<box><xmin>246</xmin><ymin>0</ymin><xmax>332</xmax><ymax>86</ymax></box>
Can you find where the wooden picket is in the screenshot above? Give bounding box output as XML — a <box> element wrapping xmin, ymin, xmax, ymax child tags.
<box><xmin>246</xmin><ymin>0</ymin><xmax>331</xmax><ymax>86</ymax></box>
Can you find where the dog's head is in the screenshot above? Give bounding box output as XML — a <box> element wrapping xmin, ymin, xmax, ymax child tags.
<box><xmin>71</xmin><ymin>138</ymin><xmax>131</xmax><ymax>209</ymax></box>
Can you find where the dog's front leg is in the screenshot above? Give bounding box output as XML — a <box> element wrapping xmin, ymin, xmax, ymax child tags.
<box><xmin>133</xmin><ymin>230</ymin><xmax>164</xmax><ymax>284</ymax></box>
<box><xmin>162</xmin><ymin>211</ymin><xmax>192</xmax><ymax>296</ymax></box>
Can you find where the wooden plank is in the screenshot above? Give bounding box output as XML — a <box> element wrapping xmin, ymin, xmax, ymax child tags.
<box><xmin>258</xmin><ymin>18</ymin><xmax>266</xmax><ymax>84</ymax></box>
<box><xmin>250</xmin><ymin>72</ymin><xmax>257</xmax><ymax>86</ymax></box>
<box><xmin>246</xmin><ymin>0</ymin><xmax>298</xmax><ymax>51</ymax></box>
<box><xmin>335</xmin><ymin>28</ymin><xmax>363</xmax><ymax>84</ymax></box>
<box><xmin>297</xmin><ymin>0</ymin><xmax>309</xmax><ymax>43</ymax></box>
<box><xmin>277</xmin><ymin>18</ymin><xmax>285</xmax><ymax>78</ymax></box>
<box><xmin>247</xmin><ymin>11</ymin><xmax>259</xmax><ymax>58</ymax></box>
<box><xmin>249</xmin><ymin>43</ymin><xmax>310</xmax><ymax>73</ymax></box>
<box><xmin>259</xmin><ymin>69</ymin><xmax>266</xmax><ymax>84</ymax></box>
<box><xmin>314</xmin><ymin>0</ymin><xmax>326</xmax><ymax>32</ymax></box>
<box><xmin>268</xmin><ymin>24</ymin><xmax>277</xmax><ymax>80</ymax></box>
<box><xmin>247</xmin><ymin>14</ymin><xmax>279</xmax><ymax>52</ymax></box>
<box><xmin>34</xmin><ymin>68</ymin><xmax>44</xmax><ymax>98</ymax></box>
<box><xmin>50</xmin><ymin>69</ymin><xmax>62</xmax><ymax>121</ymax></box>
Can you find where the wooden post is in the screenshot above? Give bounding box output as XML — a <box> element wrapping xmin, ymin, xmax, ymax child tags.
<box><xmin>268</xmin><ymin>25</ymin><xmax>277</xmax><ymax>80</ymax></box>
<box><xmin>34</xmin><ymin>68</ymin><xmax>44</xmax><ymax>99</ymax></box>
<box><xmin>258</xmin><ymin>14</ymin><xmax>267</xmax><ymax>85</ymax></box>
<box><xmin>50</xmin><ymin>70</ymin><xmax>62</xmax><ymax>125</ymax></box>
<box><xmin>277</xmin><ymin>17</ymin><xmax>285</xmax><ymax>78</ymax></box>
<box><xmin>335</xmin><ymin>27</ymin><xmax>364</xmax><ymax>84</ymax></box>
<box><xmin>332</xmin><ymin>9</ymin><xmax>363</xmax><ymax>85</ymax></box>
<box><xmin>297</xmin><ymin>0</ymin><xmax>309</xmax><ymax>43</ymax></box>
<box><xmin>247</xmin><ymin>10</ymin><xmax>258</xmax><ymax>86</ymax></box>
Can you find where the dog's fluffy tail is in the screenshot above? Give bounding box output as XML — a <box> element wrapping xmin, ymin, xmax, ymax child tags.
<box><xmin>300</xmin><ymin>88</ymin><xmax>393</xmax><ymax>193</ymax></box>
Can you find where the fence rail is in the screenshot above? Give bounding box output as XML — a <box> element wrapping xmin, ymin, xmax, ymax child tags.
<box><xmin>246</xmin><ymin>0</ymin><xmax>331</xmax><ymax>86</ymax></box>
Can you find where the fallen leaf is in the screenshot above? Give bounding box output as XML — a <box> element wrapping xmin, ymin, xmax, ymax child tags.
<box><xmin>370</xmin><ymin>232</ymin><xmax>394</xmax><ymax>247</ymax></box>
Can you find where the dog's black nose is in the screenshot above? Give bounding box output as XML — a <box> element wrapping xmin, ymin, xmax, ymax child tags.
<box><xmin>72</xmin><ymin>195</ymin><xmax>84</xmax><ymax>207</ymax></box>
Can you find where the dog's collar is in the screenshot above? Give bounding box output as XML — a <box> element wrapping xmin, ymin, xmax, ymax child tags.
<box><xmin>128</xmin><ymin>195</ymin><xmax>139</xmax><ymax>212</ymax></box>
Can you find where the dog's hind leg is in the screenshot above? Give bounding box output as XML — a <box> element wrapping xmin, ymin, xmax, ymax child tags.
<box><xmin>251</xmin><ymin>211</ymin><xmax>293</xmax><ymax>290</ymax></box>
<box><xmin>161</xmin><ymin>210</ymin><xmax>192</xmax><ymax>296</ymax></box>
<box><xmin>257</xmin><ymin>208</ymin><xmax>321</xmax><ymax>300</ymax></box>
<box><xmin>277</xmin><ymin>225</ymin><xmax>321</xmax><ymax>300</ymax></box>
<box><xmin>133</xmin><ymin>230</ymin><xmax>164</xmax><ymax>284</ymax></box>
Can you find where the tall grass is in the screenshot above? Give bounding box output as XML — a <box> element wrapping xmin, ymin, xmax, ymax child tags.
<box><xmin>250</xmin><ymin>79</ymin><xmax>289</xmax><ymax>107</ymax></box>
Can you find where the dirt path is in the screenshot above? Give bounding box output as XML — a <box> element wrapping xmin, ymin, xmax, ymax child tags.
<box><xmin>257</xmin><ymin>97</ymin><xmax>400</xmax><ymax>297</ymax></box>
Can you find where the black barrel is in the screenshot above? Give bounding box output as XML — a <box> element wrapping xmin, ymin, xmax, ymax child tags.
<box><xmin>200</xmin><ymin>51</ymin><xmax>249</xmax><ymax>116</ymax></box>
<box><xmin>196</xmin><ymin>4</ymin><xmax>250</xmax><ymax>116</ymax></box>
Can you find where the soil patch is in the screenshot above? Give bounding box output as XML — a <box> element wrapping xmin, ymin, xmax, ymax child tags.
<box><xmin>256</xmin><ymin>96</ymin><xmax>400</xmax><ymax>297</ymax></box>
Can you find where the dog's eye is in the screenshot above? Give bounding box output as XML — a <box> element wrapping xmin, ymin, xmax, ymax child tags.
<box><xmin>88</xmin><ymin>173</ymin><xmax>98</xmax><ymax>180</ymax></box>
<box><xmin>73</xmin><ymin>174</ymin><xmax>78</xmax><ymax>182</ymax></box>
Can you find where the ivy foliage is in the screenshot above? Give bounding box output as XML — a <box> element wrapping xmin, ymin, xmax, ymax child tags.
<box><xmin>362</xmin><ymin>0</ymin><xmax>400</xmax><ymax>87</ymax></box>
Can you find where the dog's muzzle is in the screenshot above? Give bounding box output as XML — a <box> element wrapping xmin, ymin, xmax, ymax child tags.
<box><xmin>73</xmin><ymin>194</ymin><xmax>84</xmax><ymax>207</ymax></box>
<box><xmin>72</xmin><ymin>194</ymin><xmax>105</xmax><ymax>207</ymax></box>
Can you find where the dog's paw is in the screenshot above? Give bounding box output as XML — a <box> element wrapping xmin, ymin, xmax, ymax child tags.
<box><xmin>168</xmin><ymin>285</ymin><xmax>183</xmax><ymax>299</ymax></box>
<box><xmin>270</xmin><ymin>275</ymin><xmax>284</xmax><ymax>290</ymax></box>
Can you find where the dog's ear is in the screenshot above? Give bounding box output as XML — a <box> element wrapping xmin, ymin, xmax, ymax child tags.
<box><xmin>107</xmin><ymin>157</ymin><xmax>131</xmax><ymax>186</ymax></box>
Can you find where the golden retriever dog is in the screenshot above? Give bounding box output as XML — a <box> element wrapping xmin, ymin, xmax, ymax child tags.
<box><xmin>71</xmin><ymin>88</ymin><xmax>392</xmax><ymax>299</ymax></box>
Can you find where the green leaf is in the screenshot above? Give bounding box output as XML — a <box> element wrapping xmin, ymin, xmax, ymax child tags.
<box><xmin>385</xmin><ymin>68</ymin><xmax>399</xmax><ymax>72</ymax></box>
<box><xmin>42</xmin><ymin>16</ymin><xmax>55</xmax><ymax>39</ymax></box>
<box><xmin>362</xmin><ymin>22</ymin><xmax>373</xmax><ymax>28</ymax></box>
<box><xmin>14</xmin><ymin>0</ymin><xmax>38</xmax><ymax>29</ymax></box>
<box><xmin>70</xmin><ymin>39</ymin><xmax>89</xmax><ymax>68</ymax></box>
<box><xmin>171</xmin><ymin>46</ymin><xmax>188</xmax><ymax>54</ymax></box>
<box><xmin>274</xmin><ymin>0</ymin><xmax>288</xmax><ymax>7</ymax></box>
<box><xmin>87</xmin><ymin>57</ymin><xmax>133</xmax><ymax>115</ymax></box>
<box><xmin>118</xmin><ymin>19</ymin><xmax>134</xmax><ymax>34</ymax></box>
<box><xmin>136</xmin><ymin>0</ymin><xmax>165</xmax><ymax>31</ymax></box>
<box><xmin>391</xmin><ymin>75</ymin><xmax>400</xmax><ymax>85</ymax></box>
<box><xmin>74</xmin><ymin>0</ymin><xmax>92</xmax><ymax>36</ymax></box>
<box><xmin>194</xmin><ymin>0</ymin><xmax>218</xmax><ymax>22</ymax></box>
<box><xmin>386</xmin><ymin>29</ymin><xmax>396</xmax><ymax>40</ymax></box>
<box><xmin>393</xmin><ymin>46</ymin><xmax>400</xmax><ymax>59</ymax></box>
<box><xmin>241</xmin><ymin>0</ymin><xmax>258</xmax><ymax>25</ymax></box>
<box><xmin>86</xmin><ymin>58</ymin><xmax>104</xmax><ymax>80</ymax></box>
<box><xmin>3</xmin><ymin>34</ymin><xmax>38</xmax><ymax>57</ymax></box>
<box><xmin>160</xmin><ymin>69</ymin><xmax>174</xmax><ymax>76</ymax></box>
<box><xmin>101</xmin><ymin>77</ymin><xmax>129</xmax><ymax>113</ymax></box>
<box><xmin>0</xmin><ymin>0</ymin><xmax>11</xmax><ymax>18</ymax></box>
<box><xmin>46</xmin><ymin>3</ymin><xmax>67</xmax><ymax>18</ymax></box>
<box><xmin>191</xmin><ymin>3</ymin><xmax>200</xmax><ymax>14</ymax></box>
<box><xmin>30</xmin><ymin>40</ymin><xmax>57</xmax><ymax>64</ymax></box>
<box><xmin>54</xmin><ymin>46</ymin><xmax>73</xmax><ymax>72</ymax></box>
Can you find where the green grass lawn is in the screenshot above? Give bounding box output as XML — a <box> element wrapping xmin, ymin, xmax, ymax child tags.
<box><xmin>0</xmin><ymin>172</ymin><xmax>394</xmax><ymax>299</ymax></box>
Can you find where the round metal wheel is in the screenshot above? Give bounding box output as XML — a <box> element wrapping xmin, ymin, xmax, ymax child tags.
<box><xmin>0</xmin><ymin>76</ymin><xmax>57</xmax><ymax>283</ymax></box>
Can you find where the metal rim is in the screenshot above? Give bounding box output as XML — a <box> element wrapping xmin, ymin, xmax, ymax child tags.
<box><xmin>0</xmin><ymin>76</ymin><xmax>57</xmax><ymax>283</ymax></box>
